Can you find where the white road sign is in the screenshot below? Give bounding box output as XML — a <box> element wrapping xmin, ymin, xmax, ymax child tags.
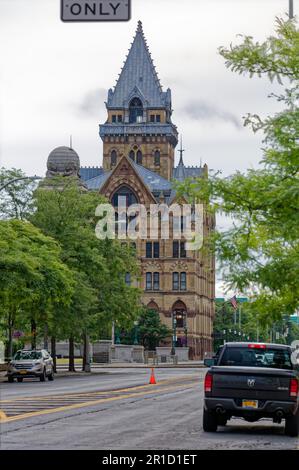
<box><xmin>61</xmin><ymin>0</ymin><xmax>131</xmax><ymax>22</ymax></box>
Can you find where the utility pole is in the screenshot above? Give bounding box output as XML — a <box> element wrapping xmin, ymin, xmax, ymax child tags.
<box><xmin>289</xmin><ymin>0</ymin><xmax>294</xmax><ymax>19</ymax></box>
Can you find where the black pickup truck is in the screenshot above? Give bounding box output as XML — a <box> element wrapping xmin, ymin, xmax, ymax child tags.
<box><xmin>203</xmin><ymin>342</ymin><xmax>299</xmax><ymax>436</ymax></box>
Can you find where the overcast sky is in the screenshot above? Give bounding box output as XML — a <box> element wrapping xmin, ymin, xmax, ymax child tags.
<box><xmin>0</xmin><ymin>0</ymin><xmax>296</xmax><ymax>295</ymax></box>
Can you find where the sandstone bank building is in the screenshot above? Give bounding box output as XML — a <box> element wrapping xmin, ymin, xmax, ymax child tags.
<box><xmin>46</xmin><ymin>22</ymin><xmax>215</xmax><ymax>359</ymax></box>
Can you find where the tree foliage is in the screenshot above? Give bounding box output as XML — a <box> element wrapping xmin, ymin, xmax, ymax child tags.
<box><xmin>135</xmin><ymin>308</ymin><xmax>171</xmax><ymax>350</ymax></box>
<box><xmin>0</xmin><ymin>168</ymin><xmax>37</xmax><ymax>220</ymax></box>
<box><xmin>0</xmin><ymin>220</ymin><xmax>74</xmax><ymax>356</ymax></box>
<box><xmin>178</xmin><ymin>18</ymin><xmax>299</xmax><ymax>326</ymax></box>
<box><xmin>32</xmin><ymin>177</ymin><xmax>142</xmax><ymax>341</ymax></box>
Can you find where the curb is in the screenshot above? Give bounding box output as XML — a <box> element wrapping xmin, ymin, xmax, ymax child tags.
<box><xmin>0</xmin><ymin>363</ymin><xmax>206</xmax><ymax>382</ymax></box>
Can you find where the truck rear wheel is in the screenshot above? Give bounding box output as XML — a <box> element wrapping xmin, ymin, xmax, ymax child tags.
<box><xmin>203</xmin><ymin>409</ymin><xmax>218</xmax><ymax>432</ymax></box>
<box><xmin>285</xmin><ymin>410</ymin><xmax>299</xmax><ymax>437</ymax></box>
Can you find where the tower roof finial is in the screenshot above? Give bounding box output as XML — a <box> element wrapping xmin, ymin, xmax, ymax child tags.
<box><xmin>178</xmin><ymin>135</ymin><xmax>185</xmax><ymax>166</ymax></box>
<box><xmin>137</xmin><ymin>20</ymin><xmax>143</xmax><ymax>33</ymax></box>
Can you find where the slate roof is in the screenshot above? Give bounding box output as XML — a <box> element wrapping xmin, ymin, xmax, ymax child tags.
<box><xmin>107</xmin><ymin>21</ymin><xmax>171</xmax><ymax>109</ymax></box>
<box><xmin>173</xmin><ymin>164</ymin><xmax>204</xmax><ymax>182</ymax></box>
<box><xmin>80</xmin><ymin>167</ymin><xmax>104</xmax><ymax>182</ymax></box>
<box><xmin>132</xmin><ymin>161</ymin><xmax>172</xmax><ymax>192</ymax></box>
<box><xmin>80</xmin><ymin>159</ymin><xmax>204</xmax><ymax>200</ymax></box>
<box><xmin>84</xmin><ymin>171</ymin><xmax>112</xmax><ymax>190</ymax></box>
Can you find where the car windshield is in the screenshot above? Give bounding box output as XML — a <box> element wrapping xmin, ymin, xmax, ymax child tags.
<box><xmin>13</xmin><ymin>351</ymin><xmax>42</xmax><ymax>360</ymax></box>
<box><xmin>219</xmin><ymin>347</ymin><xmax>293</xmax><ymax>369</ymax></box>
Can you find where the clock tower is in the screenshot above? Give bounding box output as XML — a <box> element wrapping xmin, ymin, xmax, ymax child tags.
<box><xmin>99</xmin><ymin>21</ymin><xmax>178</xmax><ymax>180</ymax></box>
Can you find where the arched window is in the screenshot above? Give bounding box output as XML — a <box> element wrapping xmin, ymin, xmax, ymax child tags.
<box><xmin>111</xmin><ymin>186</ymin><xmax>138</xmax><ymax>208</ymax></box>
<box><xmin>136</xmin><ymin>150</ymin><xmax>143</xmax><ymax>165</ymax></box>
<box><xmin>154</xmin><ymin>150</ymin><xmax>160</xmax><ymax>166</ymax></box>
<box><xmin>111</xmin><ymin>150</ymin><xmax>117</xmax><ymax>166</ymax></box>
<box><xmin>129</xmin><ymin>98</ymin><xmax>143</xmax><ymax>123</ymax></box>
<box><xmin>129</xmin><ymin>150</ymin><xmax>135</xmax><ymax>161</ymax></box>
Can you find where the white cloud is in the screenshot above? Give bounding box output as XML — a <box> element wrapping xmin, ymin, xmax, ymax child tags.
<box><xmin>0</xmin><ymin>0</ymin><xmax>292</xmax><ymax>176</ymax></box>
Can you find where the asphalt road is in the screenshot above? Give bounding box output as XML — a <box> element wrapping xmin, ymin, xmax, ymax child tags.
<box><xmin>0</xmin><ymin>368</ymin><xmax>298</xmax><ymax>450</ymax></box>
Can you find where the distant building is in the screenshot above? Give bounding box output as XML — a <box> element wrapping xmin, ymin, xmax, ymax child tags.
<box><xmin>44</xmin><ymin>21</ymin><xmax>215</xmax><ymax>359</ymax></box>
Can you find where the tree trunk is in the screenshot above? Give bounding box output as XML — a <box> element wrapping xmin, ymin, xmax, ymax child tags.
<box><xmin>6</xmin><ymin>311</ymin><xmax>14</xmax><ymax>361</ymax></box>
<box><xmin>82</xmin><ymin>333</ymin><xmax>86</xmax><ymax>371</ymax></box>
<box><xmin>44</xmin><ymin>324</ymin><xmax>49</xmax><ymax>351</ymax></box>
<box><xmin>31</xmin><ymin>320</ymin><xmax>37</xmax><ymax>349</ymax></box>
<box><xmin>69</xmin><ymin>337</ymin><xmax>75</xmax><ymax>372</ymax></box>
<box><xmin>51</xmin><ymin>337</ymin><xmax>57</xmax><ymax>373</ymax></box>
<box><xmin>82</xmin><ymin>332</ymin><xmax>91</xmax><ymax>372</ymax></box>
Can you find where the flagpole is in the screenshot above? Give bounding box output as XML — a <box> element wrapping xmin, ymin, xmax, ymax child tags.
<box><xmin>239</xmin><ymin>304</ymin><xmax>242</xmax><ymax>330</ymax></box>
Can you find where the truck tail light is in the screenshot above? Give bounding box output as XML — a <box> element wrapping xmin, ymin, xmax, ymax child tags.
<box><xmin>290</xmin><ymin>379</ymin><xmax>298</xmax><ymax>398</ymax></box>
<box><xmin>204</xmin><ymin>373</ymin><xmax>213</xmax><ymax>393</ymax></box>
<box><xmin>248</xmin><ymin>344</ymin><xmax>266</xmax><ymax>349</ymax></box>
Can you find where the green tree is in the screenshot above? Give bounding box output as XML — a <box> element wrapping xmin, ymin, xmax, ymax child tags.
<box><xmin>32</xmin><ymin>177</ymin><xmax>141</xmax><ymax>369</ymax></box>
<box><xmin>134</xmin><ymin>308</ymin><xmax>171</xmax><ymax>350</ymax></box>
<box><xmin>0</xmin><ymin>168</ymin><xmax>37</xmax><ymax>220</ymax></box>
<box><xmin>0</xmin><ymin>219</ymin><xmax>74</xmax><ymax>359</ymax></box>
<box><xmin>179</xmin><ymin>18</ymin><xmax>299</xmax><ymax>326</ymax></box>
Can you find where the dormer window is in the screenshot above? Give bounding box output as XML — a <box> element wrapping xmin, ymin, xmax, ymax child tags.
<box><xmin>154</xmin><ymin>150</ymin><xmax>160</xmax><ymax>166</ymax></box>
<box><xmin>129</xmin><ymin>98</ymin><xmax>143</xmax><ymax>123</ymax></box>
<box><xmin>111</xmin><ymin>150</ymin><xmax>117</xmax><ymax>166</ymax></box>
<box><xmin>136</xmin><ymin>150</ymin><xmax>143</xmax><ymax>165</ymax></box>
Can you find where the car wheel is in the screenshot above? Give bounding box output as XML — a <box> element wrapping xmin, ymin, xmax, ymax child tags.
<box><xmin>17</xmin><ymin>377</ymin><xmax>23</xmax><ymax>383</ymax></box>
<box><xmin>40</xmin><ymin>368</ymin><xmax>46</xmax><ymax>382</ymax></box>
<box><xmin>48</xmin><ymin>369</ymin><xmax>54</xmax><ymax>381</ymax></box>
<box><xmin>285</xmin><ymin>410</ymin><xmax>299</xmax><ymax>437</ymax></box>
<box><xmin>203</xmin><ymin>408</ymin><xmax>218</xmax><ymax>432</ymax></box>
<box><xmin>8</xmin><ymin>376</ymin><xmax>14</xmax><ymax>383</ymax></box>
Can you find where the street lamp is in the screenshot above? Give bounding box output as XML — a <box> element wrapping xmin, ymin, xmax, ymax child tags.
<box><xmin>133</xmin><ymin>321</ymin><xmax>139</xmax><ymax>345</ymax></box>
<box><xmin>171</xmin><ymin>312</ymin><xmax>177</xmax><ymax>356</ymax></box>
<box><xmin>289</xmin><ymin>0</ymin><xmax>294</xmax><ymax>19</ymax></box>
<box><xmin>0</xmin><ymin>175</ymin><xmax>42</xmax><ymax>192</ymax></box>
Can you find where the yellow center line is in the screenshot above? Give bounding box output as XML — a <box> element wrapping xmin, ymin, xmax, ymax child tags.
<box><xmin>0</xmin><ymin>383</ymin><xmax>196</xmax><ymax>423</ymax></box>
<box><xmin>0</xmin><ymin>409</ymin><xmax>7</xmax><ymax>420</ymax></box>
<box><xmin>0</xmin><ymin>375</ymin><xmax>200</xmax><ymax>403</ymax></box>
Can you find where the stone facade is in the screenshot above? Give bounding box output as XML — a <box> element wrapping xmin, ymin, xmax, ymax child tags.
<box><xmin>46</xmin><ymin>21</ymin><xmax>215</xmax><ymax>360</ymax></box>
<box><xmin>96</xmin><ymin>22</ymin><xmax>215</xmax><ymax>360</ymax></box>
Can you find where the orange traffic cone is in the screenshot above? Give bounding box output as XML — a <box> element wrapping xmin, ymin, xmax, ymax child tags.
<box><xmin>149</xmin><ymin>368</ymin><xmax>156</xmax><ymax>385</ymax></box>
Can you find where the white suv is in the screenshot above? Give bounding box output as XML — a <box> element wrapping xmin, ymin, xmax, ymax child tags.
<box><xmin>7</xmin><ymin>349</ymin><xmax>54</xmax><ymax>383</ymax></box>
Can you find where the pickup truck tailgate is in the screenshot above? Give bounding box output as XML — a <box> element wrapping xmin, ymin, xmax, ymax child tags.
<box><xmin>211</xmin><ymin>366</ymin><xmax>293</xmax><ymax>401</ymax></box>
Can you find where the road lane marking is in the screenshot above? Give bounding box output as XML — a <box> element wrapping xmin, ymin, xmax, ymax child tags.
<box><xmin>0</xmin><ymin>383</ymin><xmax>196</xmax><ymax>423</ymax></box>
<box><xmin>0</xmin><ymin>375</ymin><xmax>201</xmax><ymax>403</ymax></box>
<box><xmin>0</xmin><ymin>409</ymin><xmax>7</xmax><ymax>421</ymax></box>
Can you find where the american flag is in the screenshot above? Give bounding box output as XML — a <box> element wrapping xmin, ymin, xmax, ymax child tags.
<box><xmin>230</xmin><ymin>295</ymin><xmax>238</xmax><ymax>310</ymax></box>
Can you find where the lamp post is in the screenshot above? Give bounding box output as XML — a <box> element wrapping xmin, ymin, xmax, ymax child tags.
<box><xmin>289</xmin><ymin>0</ymin><xmax>294</xmax><ymax>19</ymax></box>
<box><xmin>171</xmin><ymin>312</ymin><xmax>177</xmax><ymax>356</ymax></box>
<box><xmin>0</xmin><ymin>175</ymin><xmax>42</xmax><ymax>192</ymax></box>
<box><xmin>184</xmin><ymin>312</ymin><xmax>188</xmax><ymax>348</ymax></box>
<box><xmin>133</xmin><ymin>321</ymin><xmax>138</xmax><ymax>345</ymax></box>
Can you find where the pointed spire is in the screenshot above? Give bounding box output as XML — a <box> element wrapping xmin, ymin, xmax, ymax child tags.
<box><xmin>137</xmin><ymin>20</ymin><xmax>143</xmax><ymax>33</ymax></box>
<box><xmin>107</xmin><ymin>21</ymin><xmax>166</xmax><ymax>108</ymax></box>
<box><xmin>70</xmin><ymin>135</ymin><xmax>73</xmax><ymax>149</ymax></box>
<box><xmin>178</xmin><ymin>135</ymin><xmax>185</xmax><ymax>166</ymax></box>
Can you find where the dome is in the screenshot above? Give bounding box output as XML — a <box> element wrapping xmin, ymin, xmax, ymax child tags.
<box><xmin>47</xmin><ymin>146</ymin><xmax>80</xmax><ymax>176</ymax></box>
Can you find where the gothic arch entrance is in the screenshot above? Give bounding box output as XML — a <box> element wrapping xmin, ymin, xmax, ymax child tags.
<box><xmin>172</xmin><ymin>300</ymin><xmax>187</xmax><ymax>348</ymax></box>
